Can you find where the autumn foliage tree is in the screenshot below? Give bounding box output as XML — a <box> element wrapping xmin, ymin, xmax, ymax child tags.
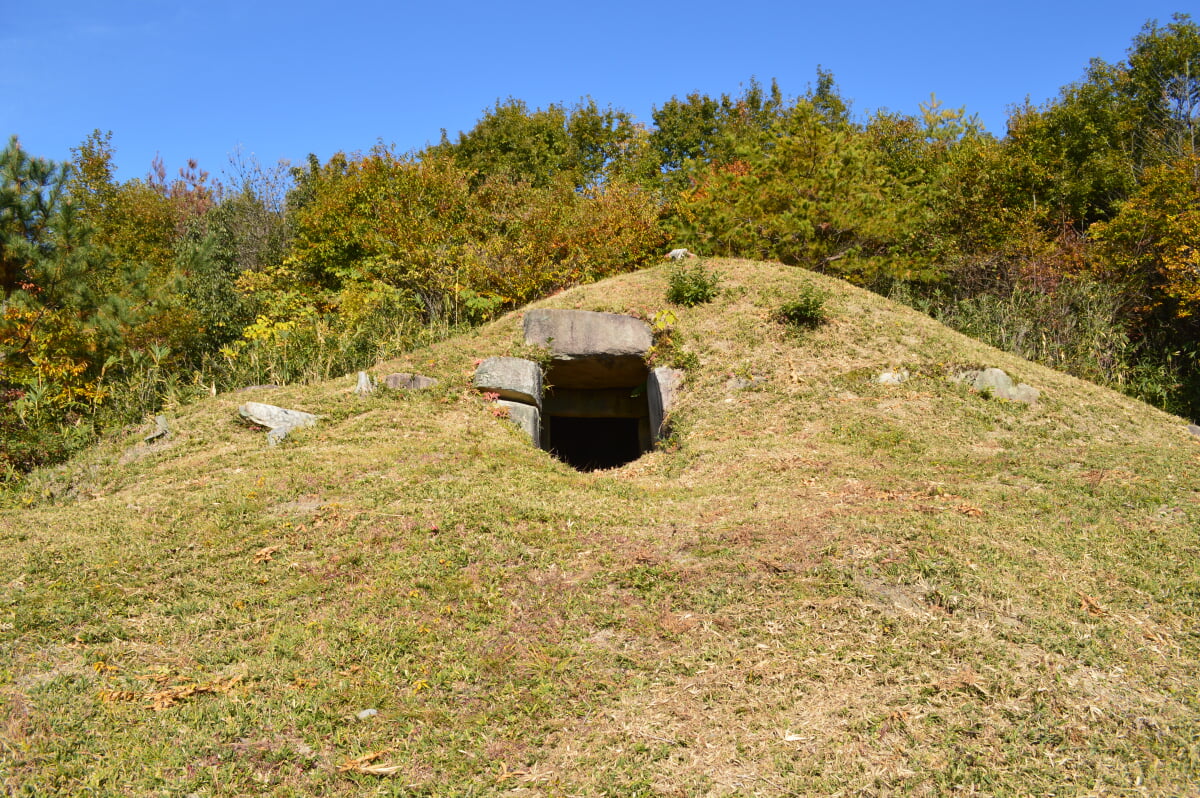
<box><xmin>257</xmin><ymin>146</ymin><xmax>664</xmax><ymax>328</ymax></box>
<box><xmin>668</xmin><ymin>92</ymin><xmax>930</xmax><ymax>283</ymax></box>
<box><xmin>1091</xmin><ymin>154</ymin><xmax>1200</xmax><ymax>331</ymax></box>
<box><xmin>1</xmin><ymin>136</ymin><xmax>152</xmax><ymax>471</ymax></box>
<box><xmin>435</xmin><ymin>97</ymin><xmax>651</xmax><ymax>189</ymax></box>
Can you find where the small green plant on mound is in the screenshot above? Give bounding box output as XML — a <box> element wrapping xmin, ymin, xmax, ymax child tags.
<box><xmin>647</xmin><ymin>309</ymin><xmax>700</xmax><ymax>371</ymax></box>
<box><xmin>776</xmin><ymin>285</ymin><xmax>828</xmax><ymax>329</ymax></box>
<box><xmin>666</xmin><ymin>261</ymin><xmax>722</xmax><ymax>307</ymax></box>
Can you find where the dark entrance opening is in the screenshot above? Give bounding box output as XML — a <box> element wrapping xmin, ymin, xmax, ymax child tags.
<box><xmin>545</xmin><ymin>415</ymin><xmax>643</xmax><ymax>471</ymax></box>
<box><xmin>539</xmin><ymin>381</ymin><xmax>653</xmax><ymax>472</ymax></box>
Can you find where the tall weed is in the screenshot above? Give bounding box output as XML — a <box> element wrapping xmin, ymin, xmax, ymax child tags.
<box><xmin>929</xmin><ymin>282</ymin><xmax>1131</xmax><ymax>386</ymax></box>
<box><xmin>201</xmin><ymin>310</ymin><xmax>451</xmax><ymax>391</ymax></box>
<box><xmin>886</xmin><ymin>278</ymin><xmax>1192</xmax><ymax>415</ymax></box>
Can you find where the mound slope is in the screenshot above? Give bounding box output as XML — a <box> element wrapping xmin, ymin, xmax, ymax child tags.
<box><xmin>3</xmin><ymin>260</ymin><xmax>1198</xmax><ymax>795</ymax></box>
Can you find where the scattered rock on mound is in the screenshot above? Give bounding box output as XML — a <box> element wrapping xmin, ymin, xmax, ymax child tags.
<box><xmin>954</xmin><ymin>368</ymin><xmax>1040</xmax><ymax>404</ymax></box>
<box><xmin>354</xmin><ymin>371</ymin><xmax>375</xmax><ymax>396</ymax></box>
<box><xmin>144</xmin><ymin>415</ymin><xmax>171</xmax><ymax>443</ymax></box>
<box><xmin>383</xmin><ymin>373</ymin><xmax>439</xmax><ymax>390</ymax></box>
<box><xmin>725</xmin><ymin>373</ymin><xmax>766</xmax><ymax>391</ymax></box>
<box><xmin>239</xmin><ymin>402</ymin><xmax>319</xmax><ymax>446</ymax></box>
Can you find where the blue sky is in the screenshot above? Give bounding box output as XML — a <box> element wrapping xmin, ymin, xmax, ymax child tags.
<box><xmin>2</xmin><ymin>1</ymin><xmax>1191</xmax><ymax>183</ymax></box>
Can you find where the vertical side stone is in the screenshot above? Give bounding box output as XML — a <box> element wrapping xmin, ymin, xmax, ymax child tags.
<box><xmin>648</xmin><ymin>367</ymin><xmax>685</xmax><ymax>442</ymax></box>
<box><xmin>354</xmin><ymin>371</ymin><xmax>375</xmax><ymax>395</ymax></box>
<box><xmin>496</xmin><ymin>400</ymin><xmax>541</xmax><ymax>448</ymax></box>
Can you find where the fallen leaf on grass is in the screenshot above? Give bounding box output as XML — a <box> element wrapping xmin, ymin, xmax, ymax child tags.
<box><xmin>254</xmin><ymin>545</ymin><xmax>281</xmax><ymax>563</ymax></box>
<box><xmin>1076</xmin><ymin>590</ymin><xmax>1108</xmax><ymax>616</ymax></box>
<box><xmin>494</xmin><ymin>762</ymin><xmax>523</xmax><ymax>784</ymax></box>
<box><xmin>148</xmin><ymin>674</ymin><xmax>244</xmax><ymax>710</ymax></box>
<box><xmin>338</xmin><ymin>750</ymin><xmax>402</xmax><ymax>776</ymax></box>
<box><xmin>98</xmin><ymin>689</ymin><xmax>138</xmax><ymax>704</ymax></box>
<box><xmin>956</xmin><ymin>504</ymin><xmax>984</xmax><ymax>518</ymax></box>
<box><xmin>100</xmin><ymin>673</ymin><xmax>245</xmax><ymax>710</ymax></box>
<box><xmin>933</xmin><ymin>669</ymin><xmax>991</xmax><ymax>699</ymax></box>
<box><xmin>347</xmin><ymin>763</ymin><xmax>403</xmax><ymax>776</ymax></box>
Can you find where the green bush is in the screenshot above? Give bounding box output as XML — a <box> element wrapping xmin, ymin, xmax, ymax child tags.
<box><xmin>776</xmin><ymin>285</ymin><xmax>828</xmax><ymax>329</ymax></box>
<box><xmin>666</xmin><ymin>261</ymin><xmax>722</xmax><ymax>306</ymax></box>
<box><xmin>0</xmin><ymin>400</ymin><xmax>96</xmax><ymax>484</ymax></box>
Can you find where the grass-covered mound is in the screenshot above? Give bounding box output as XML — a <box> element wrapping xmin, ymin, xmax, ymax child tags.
<box><xmin>3</xmin><ymin>260</ymin><xmax>1198</xmax><ymax>795</ymax></box>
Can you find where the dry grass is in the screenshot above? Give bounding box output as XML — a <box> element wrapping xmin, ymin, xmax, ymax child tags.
<box><xmin>2</xmin><ymin>259</ymin><xmax>1198</xmax><ymax>796</ymax></box>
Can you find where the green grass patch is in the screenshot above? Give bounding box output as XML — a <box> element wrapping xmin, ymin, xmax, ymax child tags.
<box><xmin>3</xmin><ymin>260</ymin><xmax>1199</xmax><ymax>795</ymax></box>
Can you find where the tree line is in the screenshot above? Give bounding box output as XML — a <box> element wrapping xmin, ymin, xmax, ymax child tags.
<box><xmin>3</xmin><ymin>14</ymin><xmax>1198</xmax><ymax>478</ymax></box>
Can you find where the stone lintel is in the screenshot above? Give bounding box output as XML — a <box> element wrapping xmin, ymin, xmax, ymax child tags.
<box><xmin>524</xmin><ymin>309</ymin><xmax>653</xmax><ymax>389</ymax></box>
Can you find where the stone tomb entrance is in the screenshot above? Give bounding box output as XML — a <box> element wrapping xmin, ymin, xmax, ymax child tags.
<box><xmin>474</xmin><ymin>309</ymin><xmax>683</xmax><ymax>472</ymax></box>
<box><xmin>541</xmin><ymin>381</ymin><xmax>652</xmax><ymax>471</ymax></box>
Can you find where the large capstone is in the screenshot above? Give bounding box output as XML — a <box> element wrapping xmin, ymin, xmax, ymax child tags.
<box><xmin>523</xmin><ymin>309</ymin><xmax>653</xmax><ymax>389</ymax></box>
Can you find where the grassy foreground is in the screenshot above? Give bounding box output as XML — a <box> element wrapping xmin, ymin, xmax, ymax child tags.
<box><xmin>2</xmin><ymin>260</ymin><xmax>1198</xmax><ymax>796</ymax></box>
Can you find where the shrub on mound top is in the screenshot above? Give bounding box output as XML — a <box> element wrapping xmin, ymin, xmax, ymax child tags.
<box><xmin>666</xmin><ymin>261</ymin><xmax>722</xmax><ymax>307</ymax></box>
<box><xmin>776</xmin><ymin>284</ymin><xmax>828</xmax><ymax>329</ymax></box>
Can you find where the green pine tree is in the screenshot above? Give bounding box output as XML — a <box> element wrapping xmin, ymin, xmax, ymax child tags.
<box><xmin>1</xmin><ymin>135</ymin><xmax>148</xmax><ymax>422</ymax></box>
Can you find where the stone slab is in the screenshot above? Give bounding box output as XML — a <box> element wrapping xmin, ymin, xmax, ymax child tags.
<box><xmin>496</xmin><ymin>400</ymin><xmax>540</xmax><ymax>447</ymax></box>
<box><xmin>523</xmin><ymin>309</ymin><xmax>652</xmax><ymax>389</ymax></box>
<box><xmin>648</xmin><ymin>367</ymin><xmax>685</xmax><ymax>441</ymax></box>
<box><xmin>383</xmin><ymin>372</ymin><xmax>439</xmax><ymax>390</ymax></box>
<box><xmin>239</xmin><ymin>402</ymin><xmax>318</xmax><ymax>446</ymax></box>
<box><xmin>474</xmin><ymin>357</ymin><xmax>543</xmax><ymax>409</ymax></box>
<box><xmin>543</xmin><ymin>387</ymin><xmax>650</xmax><ymax>418</ymax></box>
